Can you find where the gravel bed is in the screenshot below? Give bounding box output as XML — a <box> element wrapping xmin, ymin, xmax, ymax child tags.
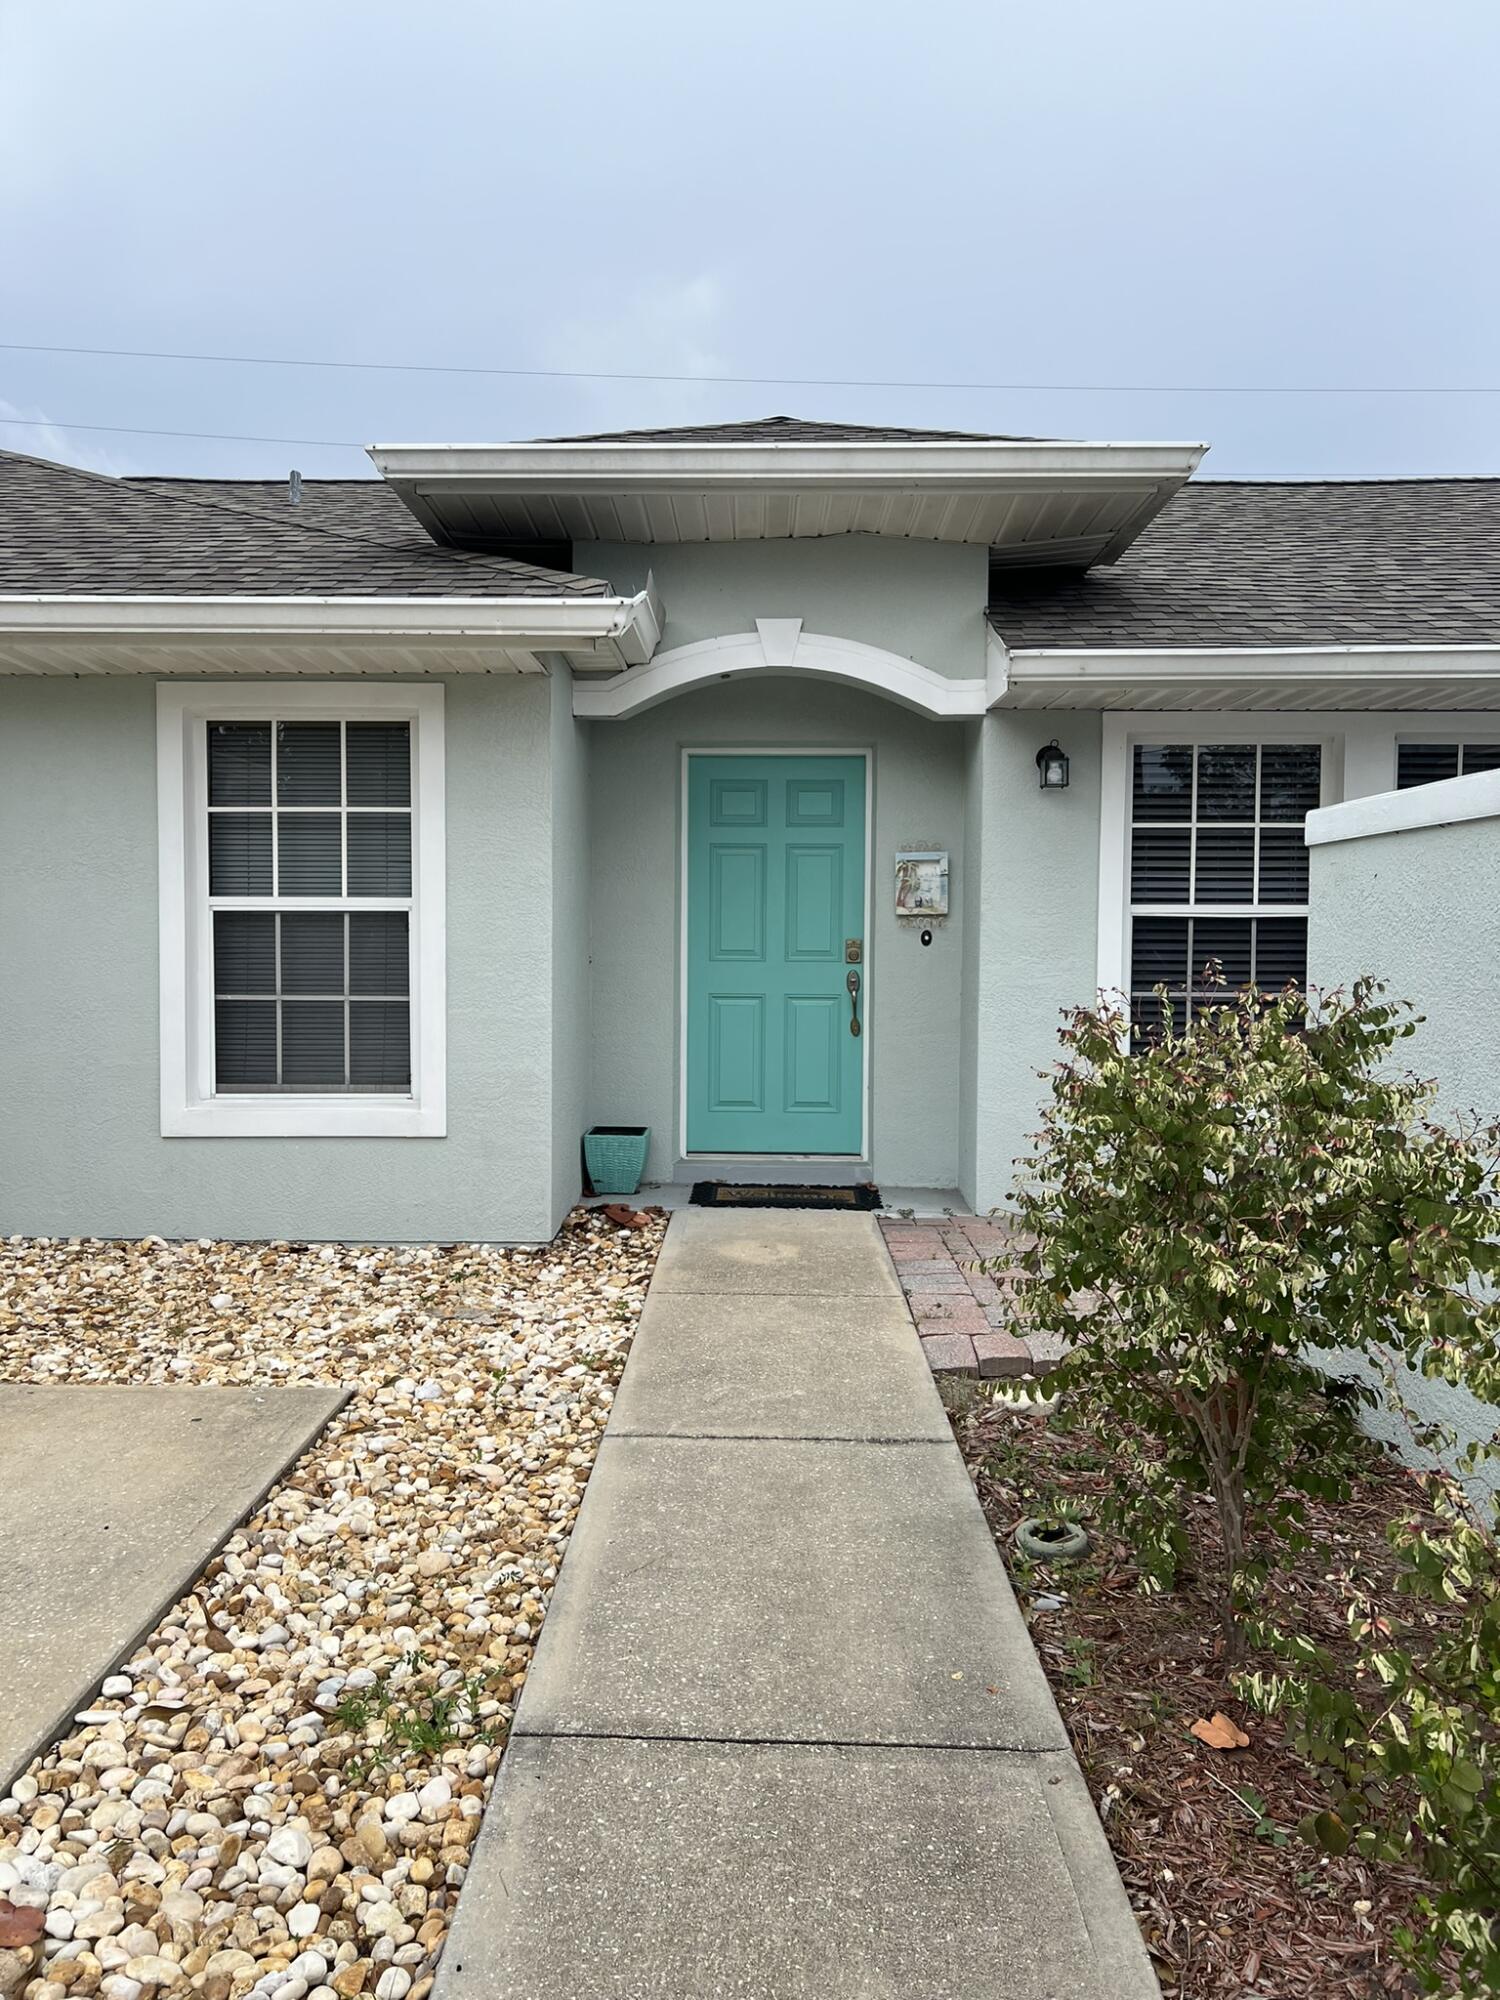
<box><xmin>0</xmin><ymin>1212</ymin><xmax>665</xmax><ymax>2000</ymax></box>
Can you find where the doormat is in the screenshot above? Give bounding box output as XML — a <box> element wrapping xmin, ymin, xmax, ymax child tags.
<box><xmin>689</xmin><ymin>1182</ymin><xmax>882</xmax><ymax>1211</ymax></box>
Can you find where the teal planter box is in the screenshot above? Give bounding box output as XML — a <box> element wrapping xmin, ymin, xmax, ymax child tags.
<box><xmin>584</xmin><ymin>1126</ymin><xmax>650</xmax><ymax>1196</ymax></box>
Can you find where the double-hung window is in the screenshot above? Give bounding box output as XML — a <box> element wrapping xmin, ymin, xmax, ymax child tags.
<box><xmin>1396</xmin><ymin>739</ymin><xmax>1500</xmax><ymax>789</ymax></box>
<box><xmin>158</xmin><ymin>684</ymin><xmax>446</xmax><ymax>1137</ymax></box>
<box><xmin>1127</xmin><ymin>739</ymin><xmax>1322</xmax><ymax>1034</ymax></box>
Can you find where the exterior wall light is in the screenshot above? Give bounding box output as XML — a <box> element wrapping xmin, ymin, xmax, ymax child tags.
<box><xmin>1035</xmin><ymin>739</ymin><xmax>1070</xmax><ymax>790</ymax></box>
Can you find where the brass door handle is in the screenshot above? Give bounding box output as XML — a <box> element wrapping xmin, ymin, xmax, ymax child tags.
<box><xmin>846</xmin><ymin>968</ymin><xmax>862</xmax><ymax>1038</ymax></box>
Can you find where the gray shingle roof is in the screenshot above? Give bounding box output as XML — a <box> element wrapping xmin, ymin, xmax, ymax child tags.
<box><xmin>535</xmin><ymin>414</ymin><xmax>1032</xmax><ymax>444</ymax></box>
<box><xmin>8</xmin><ymin>447</ymin><xmax>1500</xmax><ymax>648</ymax></box>
<box><xmin>0</xmin><ymin>451</ymin><xmax>611</xmax><ymax>598</ymax></box>
<box><xmin>989</xmin><ymin>479</ymin><xmax>1500</xmax><ymax>648</ymax></box>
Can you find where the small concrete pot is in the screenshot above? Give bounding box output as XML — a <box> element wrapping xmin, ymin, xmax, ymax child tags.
<box><xmin>1015</xmin><ymin>1516</ymin><xmax>1090</xmax><ymax>1564</ymax></box>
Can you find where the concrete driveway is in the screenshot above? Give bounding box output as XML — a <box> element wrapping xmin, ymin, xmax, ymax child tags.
<box><xmin>0</xmin><ymin>1383</ymin><xmax>345</xmax><ymax>1789</ymax></box>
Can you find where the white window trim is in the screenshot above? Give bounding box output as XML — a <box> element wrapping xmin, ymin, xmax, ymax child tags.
<box><xmin>157</xmin><ymin>682</ymin><xmax>446</xmax><ymax>1138</ymax></box>
<box><xmin>1096</xmin><ymin>712</ymin><xmax>1340</xmax><ymax>1001</ymax></box>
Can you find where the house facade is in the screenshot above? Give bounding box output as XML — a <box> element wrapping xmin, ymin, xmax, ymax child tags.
<box><xmin>3</xmin><ymin>416</ymin><xmax>1499</xmax><ymax>1244</ymax></box>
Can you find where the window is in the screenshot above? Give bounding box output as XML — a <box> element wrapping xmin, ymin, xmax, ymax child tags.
<box><xmin>1396</xmin><ymin>740</ymin><xmax>1500</xmax><ymax>789</ymax></box>
<box><xmin>209</xmin><ymin>722</ymin><xmax>412</xmax><ymax>1092</ymax></box>
<box><xmin>158</xmin><ymin>685</ymin><xmax>445</xmax><ymax>1137</ymax></box>
<box><xmin>1128</xmin><ymin>740</ymin><xmax>1320</xmax><ymax>1034</ymax></box>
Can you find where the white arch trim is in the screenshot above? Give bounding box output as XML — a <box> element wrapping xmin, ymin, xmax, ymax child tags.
<box><xmin>571</xmin><ymin>621</ymin><xmax>988</xmax><ymax>720</ymax></box>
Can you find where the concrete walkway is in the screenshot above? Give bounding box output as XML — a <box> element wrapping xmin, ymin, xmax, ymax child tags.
<box><xmin>0</xmin><ymin>1384</ymin><xmax>347</xmax><ymax>1789</ymax></box>
<box><xmin>438</xmin><ymin>1211</ymin><xmax>1157</xmax><ymax>1999</ymax></box>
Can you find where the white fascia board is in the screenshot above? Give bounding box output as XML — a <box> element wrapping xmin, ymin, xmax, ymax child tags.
<box><xmin>1307</xmin><ymin>768</ymin><xmax>1500</xmax><ymax>847</ymax></box>
<box><xmin>985</xmin><ymin>626</ymin><xmax>1013</xmax><ymax>706</ymax></box>
<box><xmin>1001</xmin><ymin>642</ymin><xmax>1500</xmax><ymax>699</ymax></box>
<box><xmin>368</xmin><ymin>439</ymin><xmax>1207</xmax><ymax>489</ymax></box>
<box><xmin>0</xmin><ymin>591</ymin><xmax>659</xmax><ymax>647</ymax></box>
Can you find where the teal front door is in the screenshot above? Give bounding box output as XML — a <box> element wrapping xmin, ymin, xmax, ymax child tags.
<box><xmin>686</xmin><ymin>754</ymin><xmax>867</xmax><ymax>1155</ymax></box>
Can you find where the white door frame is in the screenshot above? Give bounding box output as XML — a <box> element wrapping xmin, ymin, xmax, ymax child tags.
<box><xmin>678</xmin><ymin>746</ymin><xmax>874</xmax><ymax>1162</ymax></box>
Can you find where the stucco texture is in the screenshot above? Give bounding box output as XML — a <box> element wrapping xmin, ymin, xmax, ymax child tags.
<box><xmin>1309</xmin><ymin>814</ymin><xmax>1500</xmax><ymax>1498</ymax></box>
<box><xmin>584</xmin><ymin>679</ymin><xmax>969</xmax><ymax>1190</ymax></box>
<box><xmin>578</xmin><ymin>537</ymin><xmax>990</xmax><ymax>684</ymax></box>
<box><xmin>963</xmin><ymin>712</ymin><xmax>1103</xmax><ymax>1212</ymax></box>
<box><xmin>1309</xmin><ymin>817</ymin><xmax>1500</xmax><ymax>1125</ymax></box>
<box><xmin>0</xmin><ymin>673</ymin><xmax>580</xmax><ymax>1244</ymax></box>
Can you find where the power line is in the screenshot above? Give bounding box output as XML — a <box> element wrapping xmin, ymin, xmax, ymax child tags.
<box><xmin>0</xmin><ymin>414</ymin><xmax>365</xmax><ymax>451</ymax></box>
<box><xmin>1</xmin><ymin>338</ymin><xmax>1496</xmax><ymax>396</ymax></box>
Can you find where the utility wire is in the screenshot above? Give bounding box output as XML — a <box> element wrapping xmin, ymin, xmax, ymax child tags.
<box><xmin>0</xmin><ymin>338</ymin><xmax>1495</xmax><ymax>396</ymax></box>
<box><xmin>0</xmin><ymin>415</ymin><xmax>365</xmax><ymax>450</ymax></box>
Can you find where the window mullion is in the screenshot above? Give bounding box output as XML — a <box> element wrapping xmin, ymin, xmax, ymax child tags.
<box><xmin>1192</xmin><ymin>744</ymin><xmax>1208</xmax><ymax>908</ymax></box>
<box><xmin>1252</xmin><ymin>745</ymin><xmax>1262</xmax><ymax>904</ymax></box>
<box><xmin>340</xmin><ymin>719</ymin><xmax>349</xmax><ymax>899</ymax></box>
<box><xmin>274</xmin><ymin>912</ymin><xmax>284</xmax><ymax>1087</ymax></box>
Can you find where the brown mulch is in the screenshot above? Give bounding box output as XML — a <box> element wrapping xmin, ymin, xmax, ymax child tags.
<box><xmin>948</xmin><ymin>1387</ymin><xmax>1459</xmax><ymax>2000</ymax></box>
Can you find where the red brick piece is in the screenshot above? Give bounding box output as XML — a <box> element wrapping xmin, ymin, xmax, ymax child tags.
<box><xmin>959</xmin><ymin>1221</ymin><xmax>1017</xmax><ymax>1255</ymax></box>
<box><xmin>884</xmin><ymin>1233</ymin><xmax>945</xmax><ymax>1261</ymax></box>
<box><xmin>921</xmin><ymin>1332</ymin><xmax>977</xmax><ymax>1373</ymax></box>
<box><xmin>911</xmin><ymin>1297</ymin><xmax>989</xmax><ymax>1337</ymax></box>
<box><xmin>973</xmin><ymin>1330</ymin><xmax>1033</xmax><ymax>1379</ymax></box>
<box><xmin>902</xmin><ymin>1270</ymin><xmax>970</xmax><ymax>1294</ymax></box>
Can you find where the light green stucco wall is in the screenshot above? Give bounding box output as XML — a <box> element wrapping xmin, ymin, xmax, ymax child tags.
<box><xmin>578</xmin><ymin>536</ymin><xmax>991</xmax><ymax>683</ymax></box>
<box><xmin>961</xmin><ymin>712</ymin><xmax>1103</xmax><ymax>1212</ymax></box>
<box><xmin>0</xmin><ymin>673</ymin><xmax>579</xmax><ymax>1244</ymax></box>
<box><xmin>1309</xmin><ymin>817</ymin><xmax>1500</xmax><ymax>1125</ymax></box>
<box><xmin>1308</xmin><ymin>813</ymin><xmax>1500</xmax><ymax>1499</ymax></box>
<box><xmin>584</xmin><ymin>678</ymin><xmax>969</xmax><ymax>1188</ymax></box>
<box><xmin>548</xmin><ymin>676</ymin><xmax>590</xmax><ymax>1227</ymax></box>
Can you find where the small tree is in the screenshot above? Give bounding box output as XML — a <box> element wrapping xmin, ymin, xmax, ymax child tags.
<box><xmin>1250</xmin><ymin>1478</ymin><xmax>1500</xmax><ymax>1996</ymax></box>
<box><xmin>1008</xmin><ymin>976</ymin><xmax>1500</xmax><ymax>1665</ymax></box>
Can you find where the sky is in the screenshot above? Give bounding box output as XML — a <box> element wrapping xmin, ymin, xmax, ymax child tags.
<box><xmin>2</xmin><ymin>0</ymin><xmax>1498</xmax><ymax>483</ymax></box>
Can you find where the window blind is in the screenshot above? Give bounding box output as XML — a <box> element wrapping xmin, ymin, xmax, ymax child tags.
<box><xmin>208</xmin><ymin>721</ymin><xmax>413</xmax><ymax>1092</ymax></box>
<box><xmin>1128</xmin><ymin>742</ymin><xmax>1319</xmax><ymax>1034</ymax></box>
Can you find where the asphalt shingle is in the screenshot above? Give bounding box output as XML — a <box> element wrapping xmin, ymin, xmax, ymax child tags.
<box><xmin>0</xmin><ymin>451</ymin><xmax>611</xmax><ymax>598</ymax></box>
<box><xmin>989</xmin><ymin>479</ymin><xmax>1500</xmax><ymax>649</ymax></box>
<box><xmin>533</xmin><ymin>414</ymin><xmax>1030</xmax><ymax>444</ymax></box>
<box><xmin>6</xmin><ymin>447</ymin><xmax>1500</xmax><ymax>650</ymax></box>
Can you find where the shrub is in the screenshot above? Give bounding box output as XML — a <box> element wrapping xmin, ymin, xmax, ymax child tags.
<box><xmin>1247</xmin><ymin>1481</ymin><xmax>1500</xmax><ymax>1995</ymax></box>
<box><xmin>1006</xmin><ymin>976</ymin><xmax>1500</xmax><ymax>1666</ymax></box>
<box><xmin>1009</xmin><ymin>973</ymin><xmax>1500</xmax><ymax>1988</ymax></box>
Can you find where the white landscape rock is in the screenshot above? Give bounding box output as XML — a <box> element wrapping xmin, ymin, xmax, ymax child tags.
<box><xmin>0</xmin><ymin>1212</ymin><xmax>662</xmax><ymax>2000</ymax></box>
<box><xmin>265</xmin><ymin>1824</ymin><xmax>314</xmax><ymax>1870</ymax></box>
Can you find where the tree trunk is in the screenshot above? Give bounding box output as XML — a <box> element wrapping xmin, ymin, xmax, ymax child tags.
<box><xmin>1213</xmin><ymin>1463</ymin><xmax>1248</xmax><ymax>1669</ymax></box>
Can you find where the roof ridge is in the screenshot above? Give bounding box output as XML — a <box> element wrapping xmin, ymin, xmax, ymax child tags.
<box><xmin>133</xmin><ymin>474</ymin><xmax>381</xmax><ymax>490</ymax></box>
<box><xmin>115</xmin><ymin>468</ymin><xmax>607</xmax><ymax>592</ymax></box>
<box><xmin>0</xmin><ymin>445</ymin><xmax>146</xmax><ymax>495</ymax></box>
<box><xmin>531</xmin><ymin>413</ymin><xmax>1014</xmax><ymax>444</ymax></box>
<box><xmin>1191</xmin><ymin>474</ymin><xmax>1500</xmax><ymax>489</ymax></box>
<box><xmin>1</xmin><ymin>446</ymin><xmax>611</xmax><ymax>598</ymax></box>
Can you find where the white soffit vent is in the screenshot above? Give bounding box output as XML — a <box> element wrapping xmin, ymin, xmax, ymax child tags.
<box><xmin>369</xmin><ymin>439</ymin><xmax>1207</xmax><ymax>570</ymax></box>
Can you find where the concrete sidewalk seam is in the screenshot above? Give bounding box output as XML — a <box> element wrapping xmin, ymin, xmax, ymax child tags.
<box><xmin>510</xmin><ymin>1724</ymin><xmax>1079</xmax><ymax>1755</ymax></box>
<box><xmin>436</xmin><ymin>1210</ymin><xmax>1159</xmax><ymax>1999</ymax></box>
<box><xmin>602</xmin><ymin>1428</ymin><xmax>955</xmax><ymax>1445</ymax></box>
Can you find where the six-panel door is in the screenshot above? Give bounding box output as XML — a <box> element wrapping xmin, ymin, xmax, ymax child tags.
<box><xmin>686</xmin><ymin>754</ymin><xmax>867</xmax><ymax>1155</ymax></box>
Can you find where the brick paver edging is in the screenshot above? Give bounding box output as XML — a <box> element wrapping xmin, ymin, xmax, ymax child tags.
<box><xmin>879</xmin><ymin>1214</ymin><xmax>1069</xmax><ymax>1379</ymax></box>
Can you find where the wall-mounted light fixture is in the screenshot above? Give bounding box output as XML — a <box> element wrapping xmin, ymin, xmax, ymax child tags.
<box><xmin>1035</xmin><ymin>739</ymin><xmax>1070</xmax><ymax>790</ymax></box>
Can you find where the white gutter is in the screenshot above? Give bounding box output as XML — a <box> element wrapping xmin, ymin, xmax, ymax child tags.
<box><xmin>992</xmin><ymin>642</ymin><xmax>1500</xmax><ymax>709</ymax></box>
<box><xmin>370</xmin><ymin>438</ymin><xmax>1207</xmax><ymax>488</ymax></box>
<box><xmin>1006</xmin><ymin>642</ymin><xmax>1500</xmax><ymax>684</ymax></box>
<box><xmin>0</xmin><ymin>588</ymin><xmax>663</xmax><ymax>667</ymax></box>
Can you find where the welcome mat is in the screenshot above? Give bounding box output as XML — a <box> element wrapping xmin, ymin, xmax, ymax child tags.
<box><xmin>689</xmin><ymin>1181</ymin><xmax>882</xmax><ymax>1211</ymax></box>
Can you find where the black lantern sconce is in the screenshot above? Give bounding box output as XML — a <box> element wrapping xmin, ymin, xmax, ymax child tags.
<box><xmin>1035</xmin><ymin>739</ymin><xmax>1070</xmax><ymax>790</ymax></box>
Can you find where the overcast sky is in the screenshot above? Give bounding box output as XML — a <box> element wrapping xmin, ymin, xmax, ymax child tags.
<box><xmin>3</xmin><ymin>0</ymin><xmax>1498</xmax><ymax>483</ymax></box>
